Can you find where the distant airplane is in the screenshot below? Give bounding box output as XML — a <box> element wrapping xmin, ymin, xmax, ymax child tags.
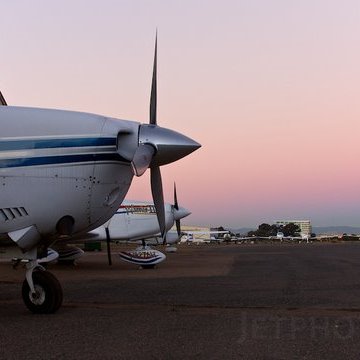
<box><xmin>235</xmin><ymin>231</ymin><xmax>312</xmax><ymax>243</ymax></box>
<box><xmin>83</xmin><ymin>201</ymin><xmax>188</xmax><ymax>244</ymax></box>
<box><xmin>270</xmin><ymin>232</ymin><xmax>311</xmax><ymax>242</ymax></box>
<box><xmin>180</xmin><ymin>230</ymin><xmax>230</xmax><ymax>245</ymax></box>
<box><xmin>0</xmin><ymin>36</ymin><xmax>200</xmax><ymax>313</ymax></box>
<box><xmin>93</xmin><ymin>198</ymin><xmax>190</xmax><ymax>245</ymax></box>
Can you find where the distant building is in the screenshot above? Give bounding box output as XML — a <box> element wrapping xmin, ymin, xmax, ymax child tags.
<box><xmin>275</xmin><ymin>220</ymin><xmax>312</xmax><ymax>236</ymax></box>
<box><xmin>179</xmin><ymin>225</ymin><xmax>210</xmax><ymax>233</ymax></box>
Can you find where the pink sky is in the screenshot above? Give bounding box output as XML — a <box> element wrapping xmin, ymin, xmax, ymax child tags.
<box><xmin>2</xmin><ymin>1</ymin><xmax>360</xmax><ymax>227</ymax></box>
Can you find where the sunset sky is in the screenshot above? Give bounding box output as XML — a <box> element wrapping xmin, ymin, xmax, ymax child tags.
<box><xmin>2</xmin><ymin>1</ymin><xmax>360</xmax><ymax>228</ymax></box>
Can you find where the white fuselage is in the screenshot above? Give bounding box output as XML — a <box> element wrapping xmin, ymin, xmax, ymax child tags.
<box><xmin>0</xmin><ymin>106</ymin><xmax>138</xmax><ymax>242</ymax></box>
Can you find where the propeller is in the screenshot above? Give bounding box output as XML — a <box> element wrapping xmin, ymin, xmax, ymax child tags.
<box><xmin>117</xmin><ymin>33</ymin><xmax>200</xmax><ymax>246</ymax></box>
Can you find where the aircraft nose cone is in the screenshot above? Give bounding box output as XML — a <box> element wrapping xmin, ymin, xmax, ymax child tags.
<box><xmin>174</xmin><ymin>206</ymin><xmax>191</xmax><ymax>221</ymax></box>
<box><xmin>139</xmin><ymin>124</ymin><xmax>201</xmax><ymax>167</ymax></box>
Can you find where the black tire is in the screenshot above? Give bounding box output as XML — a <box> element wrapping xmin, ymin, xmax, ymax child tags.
<box><xmin>22</xmin><ymin>270</ymin><xmax>63</xmax><ymax>314</ymax></box>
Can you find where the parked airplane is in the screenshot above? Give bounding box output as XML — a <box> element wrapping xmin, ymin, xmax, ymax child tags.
<box><xmin>0</xmin><ymin>36</ymin><xmax>200</xmax><ymax>313</ymax></box>
<box><xmin>288</xmin><ymin>233</ymin><xmax>311</xmax><ymax>242</ymax></box>
<box><xmin>235</xmin><ymin>232</ymin><xmax>311</xmax><ymax>243</ymax></box>
<box><xmin>91</xmin><ymin>197</ymin><xmax>190</xmax><ymax>245</ymax></box>
<box><xmin>180</xmin><ymin>230</ymin><xmax>230</xmax><ymax>245</ymax></box>
<box><xmin>74</xmin><ymin>184</ymin><xmax>191</xmax><ymax>267</ymax></box>
<box><xmin>269</xmin><ymin>232</ymin><xmax>311</xmax><ymax>242</ymax></box>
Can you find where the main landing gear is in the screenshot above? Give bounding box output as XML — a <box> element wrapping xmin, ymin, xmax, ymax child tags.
<box><xmin>14</xmin><ymin>251</ymin><xmax>63</xmax><ymax>314</ymax></box>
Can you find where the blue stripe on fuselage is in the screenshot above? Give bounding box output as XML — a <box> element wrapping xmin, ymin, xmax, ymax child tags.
<box><xmin>0</xmin><ymin>137</ymin><xmax>131</xmax><ymax>168</ymax></box>
<box><xmin>0</xmin><ymin>153</ymin><xmax>129</xmax><ymax>168</ymax></box>
<box><xmin>0</xmin><ymin>137</ymin><xmax>116</xmax><ymax>151</ymax></box>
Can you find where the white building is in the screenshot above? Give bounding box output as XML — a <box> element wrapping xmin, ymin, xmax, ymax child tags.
<box><xmin>275</xmin><ymin>220</ymin><xmax>312</xmax><ymax>236</ymax></box>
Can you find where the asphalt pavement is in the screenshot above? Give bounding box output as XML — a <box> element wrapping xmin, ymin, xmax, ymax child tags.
<box><xmin>1</xmin><ymin>242</ymin><xmax>360</xmax><ymax>359</ymax></box>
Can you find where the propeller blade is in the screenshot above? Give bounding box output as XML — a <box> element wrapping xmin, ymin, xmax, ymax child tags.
<box><xmin>174</xmin><ymin>182</ymin><xmax>179</xmax><ymax>210</ymax></box>
<box><xmin>150</xmin><ymin>166</ymin><xmax>166</xmax><ymax>244</ymax></box>
<box><xmin>149</xmin><ymin>33</ymin><xmax>157</xmax><ymax>125</ymax></box>
<box><xmin>173</xmin><ymin>183</ymin><xmax>181</xmax><ymax>236</ymax></box>
<box><xmin>176</xmin><ymin>219</ymin><xmax>181</xmax><ymax>238</ymax></box>
<box><xmin>0</xmin><ymin>91</ymin><xmax>7</xmax><ymax>106</ymax></box>
<box><xmin>149</xmin><ymin>33</ymin><xmax>166</xmax><ymax>245</ymax></box>
<box><xmin>131</xmin><ymin>144</ymin><xmax>155</xmax><ymax>176</ymax></box>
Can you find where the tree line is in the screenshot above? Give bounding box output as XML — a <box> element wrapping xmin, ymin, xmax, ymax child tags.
<box><xmin>247</xmin><ymin>223</ymin><xmax>301</xmax><ymax>237</ymax></box>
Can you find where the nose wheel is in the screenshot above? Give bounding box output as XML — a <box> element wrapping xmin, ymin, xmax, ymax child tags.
<box><xmin>22</xmin><ymin>270</ymin><xmax>63</xmax><ymax>314</ymax></box>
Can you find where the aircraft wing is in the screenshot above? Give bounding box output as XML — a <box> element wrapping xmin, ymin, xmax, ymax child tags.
<box><xmin>62</xmin><ymin>228</ymin><xmax>164</xmax><ymax>244</ymax></box>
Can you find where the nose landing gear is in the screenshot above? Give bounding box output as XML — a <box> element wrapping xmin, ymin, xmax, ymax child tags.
<box><xmin>13</xmin><ymin>251</ymin><xmax>63</xmax><ymax>314</ymax></box>
<box><xmin>22</xmin><ymin>270</ymin><xmax>63</xmax><ymax>314</ymax></box>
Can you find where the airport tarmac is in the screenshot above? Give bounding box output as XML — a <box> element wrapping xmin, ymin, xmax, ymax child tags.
<box><xmin>1</xmin><ymin>242</ymin><xmax>360</xmax><ymax>359</ymax></box>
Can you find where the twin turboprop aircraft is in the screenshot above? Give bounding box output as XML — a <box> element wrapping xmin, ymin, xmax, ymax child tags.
<box><xmin>92</xmin><ymin>184</ymin><xmax>189</xmax><ymax>246</ymax></box>
<box><xmin>0</xmin><ymin>37</ymin><xmax>200</xmax><ymax>313</ymax></box>
<box><xmin>65</xmin><ymin>186</ymin><xmax>191</xmax><ymax>267</ymax></box>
